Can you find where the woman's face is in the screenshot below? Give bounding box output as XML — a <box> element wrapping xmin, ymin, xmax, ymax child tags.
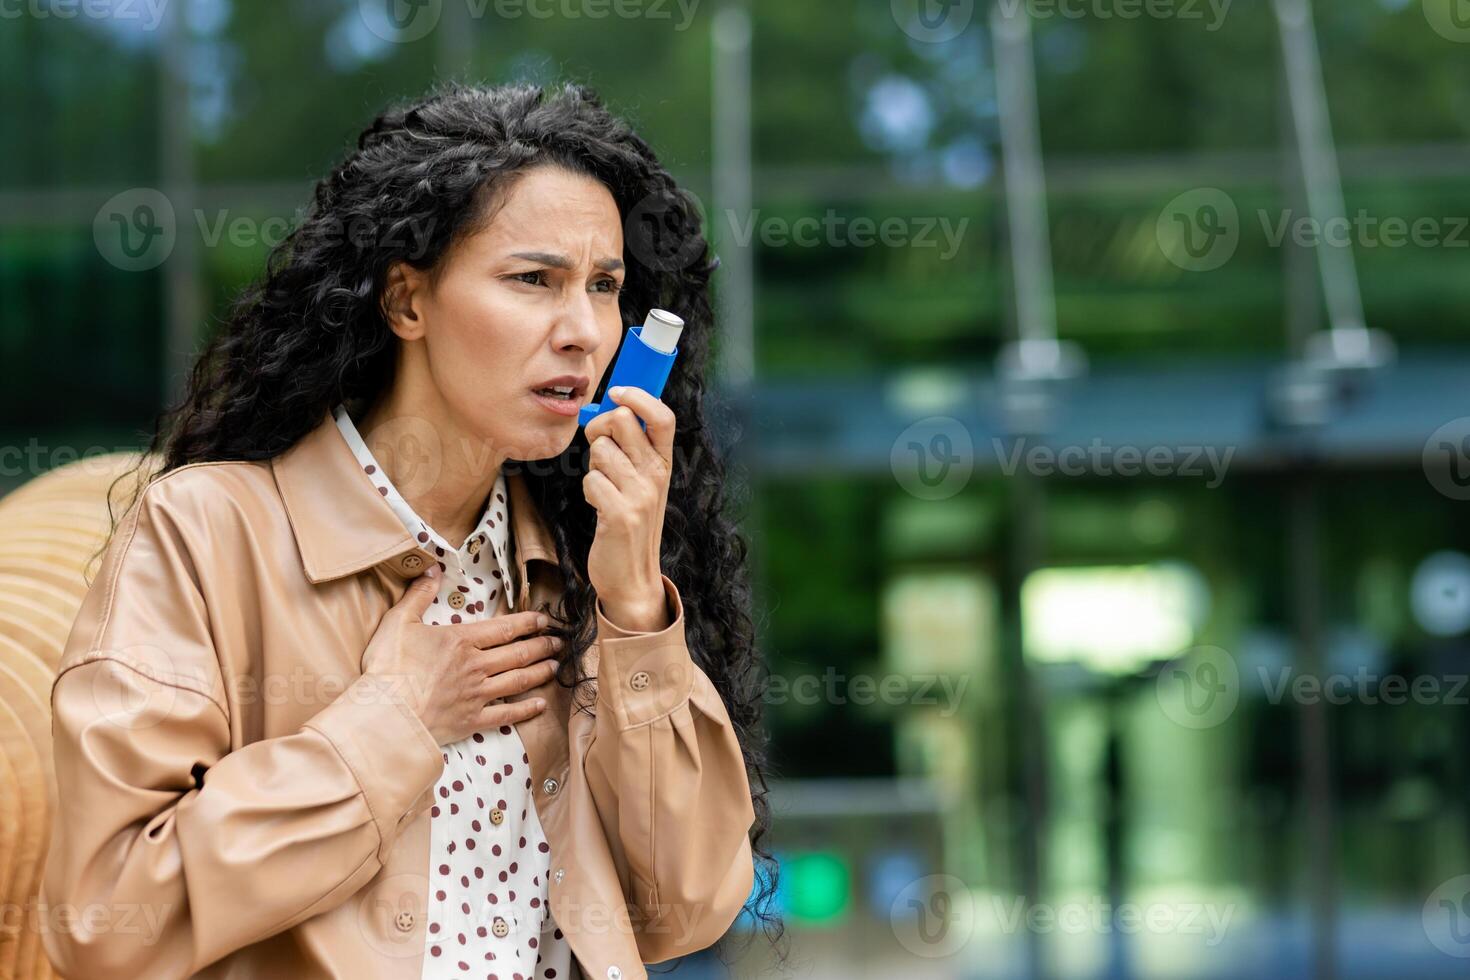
<box><xmin>384</xmin><ymin>164</ymin><xmax>627</xmax><ymax>464</ymax></box>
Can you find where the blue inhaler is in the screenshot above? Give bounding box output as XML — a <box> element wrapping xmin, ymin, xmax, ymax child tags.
<box><xmin>578</xmin><ymin>309</ymin><xmax>684</xmax><ymax>431</ymax></box>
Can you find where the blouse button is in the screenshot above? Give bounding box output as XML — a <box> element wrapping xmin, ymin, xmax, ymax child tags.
<box><xmin>491</xmin><ymin>916</ymin><xmax>510</xmax><ymax>938</ymax></box>
<box><xmin>607</xmin><ymin>966</ymin><xmax>622</xmax><ymax>980</ymax></box>
<box><xmin>630</xmin><ymin>670</ymin><xmax>651</xmax><ymax>691</ymax></box>
<box><xmin>542</xmin><ymin>777</ymin><xmax>560</xmax><ymax>795</ymax></box>
<box><xmin>467</xmin><ymin>536</ymin><xmax>483</xmax><ymax>555</ymax></box>
<box><xmin>489</xmin><ymin>807</ymin><xmax>505</xmax><ymax>826</ymax></box>
<box><xmin>399</xmin><ymin>553</ymin><xmax>424</xmax><ymax>573</ymax></box>
<box><xmin>447</xmin><ymin>591</ymin><xmax>467</xmax><ymax>609</ymax></box>
<box><xmin>394</xmin><ymin>910</ymin><xmax>415</xmax><ymax>932</ymax></box>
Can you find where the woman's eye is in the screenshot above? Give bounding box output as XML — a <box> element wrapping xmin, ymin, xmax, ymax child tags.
<box><xmin>511</xmin><ymin>270</ymin><xmax>546</xmax><ymax>286</ymax></box>
<box><xmin>593</xmin><ymin>278</ymin><xmax>623</xmax><ymax>294</ymax></box>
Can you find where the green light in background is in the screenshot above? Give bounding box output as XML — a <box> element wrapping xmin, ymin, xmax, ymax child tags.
<box><xmin>781</xmin><ymin>850</ymin><xmax>851</xmax><ymax>925</ymax></box>
<box><xmin>1022</xmin><ymin>562</ymin><xmax>1211</xmax><ymax>675</ymax></box>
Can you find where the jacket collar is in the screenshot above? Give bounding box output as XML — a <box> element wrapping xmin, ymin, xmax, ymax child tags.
<box><xmin>271</xmin><ymin>408</ymin><xmax>558</xmax><ymax>587</ymax></box>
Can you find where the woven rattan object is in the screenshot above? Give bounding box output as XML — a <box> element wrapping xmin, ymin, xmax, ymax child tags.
<box><xmin>0</xmin><ymin>452</ymin><xmax>148</xmax><ymax>980</ymax></box>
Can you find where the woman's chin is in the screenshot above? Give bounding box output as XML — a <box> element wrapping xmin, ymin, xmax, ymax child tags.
<box><xmin>517</xmin><ymin>424</ymin><xmax>578</xmax><ymax>465</ymax></box>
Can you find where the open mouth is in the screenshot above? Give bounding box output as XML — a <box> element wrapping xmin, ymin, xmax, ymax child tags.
<box><xmin>532</xmin><ymin>385</ymin><xmax>578</xmax><ymax>401</ymax></box>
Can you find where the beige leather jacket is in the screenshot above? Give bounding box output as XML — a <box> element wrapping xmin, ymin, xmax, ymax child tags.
<box><xmin>40</xmin><ymin>408</ymin><xmax>757</xmax><ymax>980</ymax></box>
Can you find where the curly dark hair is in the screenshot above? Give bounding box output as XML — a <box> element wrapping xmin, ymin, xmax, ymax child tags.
<box><xmin>105</xmin><ymin>79</ymin><xmax>781</xmax><ymax>964</ymax></box>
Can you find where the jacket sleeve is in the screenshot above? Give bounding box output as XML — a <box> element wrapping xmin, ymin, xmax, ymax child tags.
<box><xmin>585</xmin><ymin>573</ymin><xmax>757</xmax><ymax>963</ymax></box>
<box><xmin>41</xmin><ymin>483</ymin><xmax>445</xmax><ymax>979</ymax></box>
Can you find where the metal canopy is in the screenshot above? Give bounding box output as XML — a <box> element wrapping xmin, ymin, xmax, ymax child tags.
<box><xmin>748</xmin><ymin>351</ymin><xmax>1470</xmax><ymax>477</ymax></box>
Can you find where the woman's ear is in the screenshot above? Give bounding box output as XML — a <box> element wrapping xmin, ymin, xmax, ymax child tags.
<box><xmin>381</xmin><ymin>260</ymin><xmax>429</xmax><ymax>340</ymax></box>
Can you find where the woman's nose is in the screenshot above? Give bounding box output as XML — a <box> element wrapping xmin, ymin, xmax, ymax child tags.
<box><xmin>551</xmin><ymin>296</ymin><xmax>604</xmax><ymax>352</ymax></box>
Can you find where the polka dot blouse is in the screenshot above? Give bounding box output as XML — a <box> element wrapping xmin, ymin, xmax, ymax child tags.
<box><xmin>334</xmin><ymin>404</ymin><xmax>572</xmax><ymax>980</ymax></box>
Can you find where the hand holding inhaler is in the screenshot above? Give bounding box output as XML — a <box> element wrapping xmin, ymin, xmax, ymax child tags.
<box><xmin>580</xmin><ymin>309</ymin><xmax>684</xmax><ymax>633</ymax></box>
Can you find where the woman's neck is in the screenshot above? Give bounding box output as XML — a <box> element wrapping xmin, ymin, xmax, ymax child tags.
<box><xmin>354</xmin><ymin>396</ymin><xmax>505</xmax><ymax>551</ymax></box>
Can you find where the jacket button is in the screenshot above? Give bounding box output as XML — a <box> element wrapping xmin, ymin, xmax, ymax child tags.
<box><xmin>394</xmin><ymin>910</ymin><xmax>415</xmax><ymax>932</ymax></box>
<box><xmin>489</xmin><ymin>807</ymin><xmax>505</xmax><ymax>826</ymax></box>
<box><xmin>448</xmin><ymin>591</ymin><xmax>467</xmax><ymax>609</ymax></box>
<box><xmin>399</xmin><ymin>553</ymin><xmax>424</xmax><ymax>573</ymax></box>
<box><xmin>491</xmin><ymin>916</ymin><xmax>510</xmax><ymax>938</ymax></box>
<box><xmin>542</xmin><ymin>777</ymin><xmax>560</xmax><ymax>795</ymax></box>
<box><xmin>629</xmin><ymin>670</ymin><xmax>651</xmax><ymax>691</ymax></box>
<box><xmin>607</xmin><ymin>966</ymin><xmax>622</xmax><ymax>980</ymax></box>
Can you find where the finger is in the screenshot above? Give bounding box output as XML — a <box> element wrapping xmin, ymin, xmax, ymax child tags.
<box><xmin>607</xmin><ymin>386</ymin><xmax>676</xmax><ymax>467</ymax></box>
<box><xmin>581</xmin><ymin>467</ymin><xmax>619</xmax><ymax>512</ymax></box>
<box><xmin>599</xmin><ymin>403</ymin><xmax>663</xmax><ymax>475</ymax></box>
<box><xmin>455</xmin><ymin>610</ymin><xmax>548</xmax><ymax>649</ymax></box>
<box><xmin>476</xmin><ymin>696</ymin><xmax>547</xmax><ymax>729</ymax></box>
<box><xmin>394</xmin><ymin>566</ymin><xmax>442</xmax><ymax>619</ymax></box>
<box><xmin>480</xmin><ymin>634</ymin><xmax>562</xmax><ymax>675</ymax></box>
<box><xmin>481</xmin><ymin>657</ymin><xmax>559</xmax><ymax>701</ymax></box>
<box><xmin>587</xmin><ymin>433</ymin><xmax>640</xmax><ymax>493</ymax></box>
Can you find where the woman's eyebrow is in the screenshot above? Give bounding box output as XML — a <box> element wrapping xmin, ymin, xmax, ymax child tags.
<box><xmin>509</xmin><ymin>251</ymin><xmax>624</xmax><ymax>273</ymax></box>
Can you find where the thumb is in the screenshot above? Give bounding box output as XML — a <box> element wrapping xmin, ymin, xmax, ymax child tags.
<box><xmin>397</xmin><ymin>564</ymin><xmax>441</xmax><ymax>616</ymax></box>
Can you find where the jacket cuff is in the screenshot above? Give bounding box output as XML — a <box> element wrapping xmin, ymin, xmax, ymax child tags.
<box><xmin>595</xmin><ymin>572</ymin><xmax>679</xmax><ymax>638</ymax></box>
<box><xmin>302</xmin><ymin>672</ymin><xmax>445</xmax><ymax>859</ymax></box>
<box><xmin>595</xmin><ymin>574</ymin><xmax>696</xmax><ymax>728</ymax></box>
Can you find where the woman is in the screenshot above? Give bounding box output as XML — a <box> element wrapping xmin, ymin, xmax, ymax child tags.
<box><xmin>40</xmin><ymin>81</ymin><xmax>775</xmax><ymax>980</ymax></box>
